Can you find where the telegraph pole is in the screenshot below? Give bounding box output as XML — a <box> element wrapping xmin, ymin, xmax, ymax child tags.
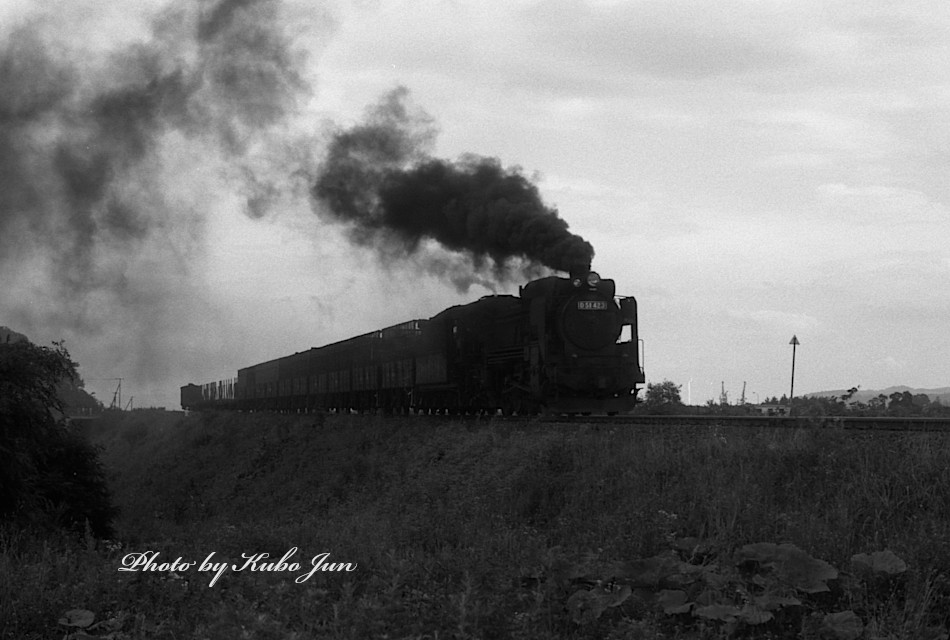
<box><xmin>789</xmin><ymin>335</ymin><xmax>800</xmax><ymax>403</ymax></box>
<box><xmin>89</xmin><ymin>378</ymin><xmax>124</xmax><ymax>410</ymax></box>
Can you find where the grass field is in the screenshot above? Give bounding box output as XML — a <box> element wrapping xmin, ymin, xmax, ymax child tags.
<box><xmin>2</xmin><ymin>410</ymin><xmax>949</xmax><ymax>639</ymax></box>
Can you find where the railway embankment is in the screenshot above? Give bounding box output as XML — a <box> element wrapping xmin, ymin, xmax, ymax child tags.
<box><xmin>3</xmin><ymin>410</ymin><xmax>949</xmax><ymax>638</ymax></box>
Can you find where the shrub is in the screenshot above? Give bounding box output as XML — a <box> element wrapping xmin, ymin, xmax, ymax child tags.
<box><xmin>0</xmin><ymin>340</ymin><xmax>116</xmax><ymax>537</ymax></box>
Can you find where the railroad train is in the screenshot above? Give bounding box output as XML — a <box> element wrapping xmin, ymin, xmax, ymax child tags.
<box><xmin>180</xmin><ymin>264</ymin><xmax>645</xmax><ymax>415</ymax></box>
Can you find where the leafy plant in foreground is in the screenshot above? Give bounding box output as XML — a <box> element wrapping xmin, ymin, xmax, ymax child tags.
<box><xmin>555</xmin><ymin>541</ymin><xmax>948</xmax><ymax>639</ymax></box>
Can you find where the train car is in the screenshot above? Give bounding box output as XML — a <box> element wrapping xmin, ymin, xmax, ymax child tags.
<box><xmin>180</xmin><ymin>264</ymin><xmax>644</xmax><ymax>414</ymax></box>
<box><xmin>180</xmin><ymin>383</ymin><xmax>203</xmax><ymax>410</ymax></box>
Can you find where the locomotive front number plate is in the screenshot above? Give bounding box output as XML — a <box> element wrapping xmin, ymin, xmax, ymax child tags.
<box><xmin>577</xmin><ymin>301</ymin><xmax>609</xmax><ymax>310</ymax></box>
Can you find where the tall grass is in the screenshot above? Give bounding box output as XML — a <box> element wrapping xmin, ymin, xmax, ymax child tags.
<box><xmin>2</xmin><ymin>411</ymin><xmax>948</xmax><ymax>638</ymax></box>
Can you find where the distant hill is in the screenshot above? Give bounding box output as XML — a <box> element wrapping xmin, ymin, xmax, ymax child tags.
<box><xmin>807</xmin><ymin>386</ymin><xmax>950</xmax><ymax>405</ymax></box>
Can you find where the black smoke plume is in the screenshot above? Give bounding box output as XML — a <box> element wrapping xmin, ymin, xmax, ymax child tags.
<box><xmin>0</xmin><ymin>0</ymin><xmax>313</xmax><ymax>402</ymax></box>
<box><xmin>312</xmin><ymin>88</ymin><xmax>594</xmax><ymax>287</ymax></box>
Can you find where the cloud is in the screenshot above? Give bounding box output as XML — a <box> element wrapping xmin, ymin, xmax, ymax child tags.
<box><xmin>816</xmin><ymin>183</ymin><xmax>946</xmax><ymax>224</ymax></box>
<box><xmin>873</xmin><ymin>355</ymin><xmax>905</xmax><ymax>372</ymax></box>
<box><xmin>519</xmin><ymin>0</ymin><xmax>807</xmax><ymax>84</ymax></box>
<box><xmin>728</xmin><ymin>309</ymin><xmax>821</xmax><ymax>332</ymax></box>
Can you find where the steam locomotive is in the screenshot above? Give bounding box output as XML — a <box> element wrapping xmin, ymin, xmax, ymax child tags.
<box><xmin>180</xmin><ymin>264</ymin><xmax>645</xmax><ymax>414</ymax></box>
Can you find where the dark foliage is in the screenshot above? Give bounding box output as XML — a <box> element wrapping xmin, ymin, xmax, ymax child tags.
<box><xmin>643</xmin><ymin>380</ymin><xmax>684</xmax><ymax>414</ymax></box>
<box><xmin>0</xmin><ymin>340</ymin><xmax>116</xmax><ymax>537</ymax></box>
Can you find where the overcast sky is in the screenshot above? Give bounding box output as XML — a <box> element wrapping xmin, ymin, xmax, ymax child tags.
<box><xmin>2</xmin><ymin>0</ymin><xmax>947</xmax><ymax>408</ymax></box>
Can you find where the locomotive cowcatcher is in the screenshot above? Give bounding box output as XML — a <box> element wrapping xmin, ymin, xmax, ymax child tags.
<box><xmin>181</xmin><ymin>264</ymin><xmax>644</xmax><ymax>414</ymax></box>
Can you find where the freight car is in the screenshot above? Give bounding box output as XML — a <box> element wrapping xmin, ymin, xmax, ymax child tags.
<box><xmin>181</xmin><ymin>264</ymin><xmax>645</xmax><ymax>415</ymax></box>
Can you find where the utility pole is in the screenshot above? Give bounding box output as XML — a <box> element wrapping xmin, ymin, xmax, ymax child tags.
<box><xmin>789</xmin><ymin>336</ymin><xmax>800</xmax><ymax>404</ymax></box>
<box><xmin>89</xmin><ymin>378</ymin><xmax>124</xmax><ymax>410</ymax></box>
<box><xmin>109</xmin><ymin>378</ymin><xmax>122</xmax><ymax>410</ymax></box>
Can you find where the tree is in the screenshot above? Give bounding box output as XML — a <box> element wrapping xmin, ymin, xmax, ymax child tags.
<box><xmin>0</xmin><ymin>340</ymin><xmax>116</xmax><ymax>537</ymax></box>
<box><xmin>644</xmin><ymin>380</ymin><xmax>684</xmax><ymax>413</ymax></box>
<box><xmin>796</xmin><ymin>395</ymin><xmax>848</xmax><ymax>416</ymax></box>
<box><xmin>887</xmin><ymin>391</ymin><xmax>917</xmax><ymax>416</ymax></box>
<box><xmin>841</xmin><ymin>386</ymin><xmax>860</xmax><ymax>402</ymax></box>
<box><xmin>868</xmin><ymin>394</ymin><xmax>888</xmax><ymax>414</ymax></box>
<box><xmin>912</xmin><ymin>394</ymin><xmax>931</xmax><ymax>412</ymax></box>
<box><xmin>924</xmin><ymin>398</ymin><xmax>950</xmax><ymax>417</ymax></box>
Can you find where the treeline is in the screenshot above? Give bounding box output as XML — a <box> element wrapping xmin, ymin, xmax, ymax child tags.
<box><xmin>790</xmin><ymin>388</ymin><xmax>950</xmax><ymax>418</ymax></box>
<box><xmin>642</xmin><ymin>381</ymin><xmax>950</xmax><ymax>417</ymax></box>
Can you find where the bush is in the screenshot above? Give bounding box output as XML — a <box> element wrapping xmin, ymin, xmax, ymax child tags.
<box><xmin>0</xmin><ymin>340</ymin><xmax>116</xmax><ymax>537</ymax></box>
<box><xmin>643</xmin><ymin>379</ymin><xmax>684</xmax><ymax>414</ymax></box>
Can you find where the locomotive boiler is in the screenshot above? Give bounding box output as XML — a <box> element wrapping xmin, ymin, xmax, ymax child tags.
<box><xmin>181</xmin><ymin>264</ymin><xmax>644</xmax><ymax>415</ymax></box>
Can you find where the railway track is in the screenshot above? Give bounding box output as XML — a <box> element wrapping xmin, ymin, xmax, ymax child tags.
<box><xmin>535</xmin><ymin>413</ymin><xmax>950</xmax><ymax>431</ymax></box>
<box><xmin>89</xmin><ymin>409</ymin><xmax>950</xmax><ymax>432</ymax></box>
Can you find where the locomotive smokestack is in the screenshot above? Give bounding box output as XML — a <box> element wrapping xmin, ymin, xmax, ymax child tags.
<box><xmin>312</xmin><ymin>87</ymin><xmax>594</xmax><ymax>289</ymax></box>
<box><xmin>569</xmin><ymin>263</ymin><xmax>592</xmax><ymax>281</ymax></box>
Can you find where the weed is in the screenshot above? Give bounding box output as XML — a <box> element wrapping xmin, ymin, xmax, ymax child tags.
<box><xmin>1</xmin><ymin>412</ymin><xmax>948</xmax><ymax>638</ymax></box>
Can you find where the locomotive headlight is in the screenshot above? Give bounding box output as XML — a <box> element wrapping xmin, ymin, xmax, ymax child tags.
<box><xmin>586</xmin><ymin>271</ymin><xmax>601</xmax><ymax>286</ymax></box>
